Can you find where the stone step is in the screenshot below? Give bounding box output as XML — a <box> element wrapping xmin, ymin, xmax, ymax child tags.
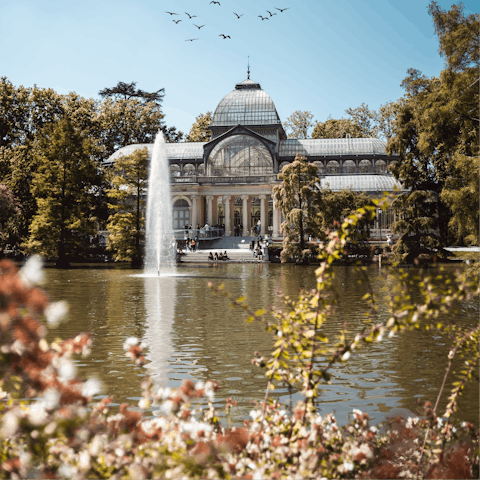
<box><xmin>178</xmin><ymin>248</ymin><xmax>266</xmax><ymax>263</ymax></box>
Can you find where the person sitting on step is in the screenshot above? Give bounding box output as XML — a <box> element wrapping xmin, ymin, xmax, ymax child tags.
<box><xmin>223</xmin><ymin>251</ymin><xmax>229</xmax><ymax>260</ymax></box>
<box><xmin>218</xmin><ymin>252</ymin><xmax>224</xmax><ymax>261</ymax></box>
<box><xmin>208</xmin><ymin>252</ymin><xmax>214</xmax><ymax>261</ymax></box>
<box><xmin>214</xmin><ymin>252</ymin><xmax>218</xmax><ymax>261</ymax></box>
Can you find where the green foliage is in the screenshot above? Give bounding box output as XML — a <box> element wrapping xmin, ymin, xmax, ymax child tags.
<box><xmin>106</xmin><ymin>148</ymin><xmax>149</xmax><ymax>266</ymax></box>
<box><xmin>186</xmin><ymin>112</ymin><xmax>212</xmax><ymax>142</ymax></box>
<box><xmin>99</xmin><ymin>81</ymin><xmax>165</xmax><ymax>105</ymax></box>
<box><xmin>428</xmin><ymin>1</ymin><xmax>479</xmax><ymax>72</ymax></box>
<box><xmin>282</xmin><ymin>111</ymin><xmax>315</xmax><ymax>139</ymax></box>
<box><xmin>318</xmin><ymin>188</ymin><xmax>375</xmax><ymax>243</ymax></box>
<box><xmin>441</xmin><ymin>153</ymin><xmax>479</xmax><ymax>245</ymax></box>
<box><xmin>345</xmin><ymin>101</ymin><xmax>401</xmax><ymax>141</ymax></box>
<box><xmin>273</xmin><ymin>154</ymin><xmax>320</xmax><ymax>262</ymax></box>
<box><xmin>0</xmin><ymin>185</ymin><xmax>21</xmax><ymax>256</ymax></box>
<box><xmin>312</xmin><ymin>116</ymin><xmax>362</xmax><ymax>139</ymax></box>
<box><xmin>23</xmin><ymin>117</ymin><xmax>101</xmax><ymax>267</ymax></box>
<box><xmin>387</xmin><ymin>2</ymin><xmax>479</xmax><ymax>251</ymax></box>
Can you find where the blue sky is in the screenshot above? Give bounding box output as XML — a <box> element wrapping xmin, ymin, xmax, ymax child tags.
<box><xmin>2</xmin><ymin>0</ymin><xmax>477</xmax><ymax>136</ymax></box>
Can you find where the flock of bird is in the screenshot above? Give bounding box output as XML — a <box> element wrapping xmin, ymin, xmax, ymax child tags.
<box><xmin>165</xmin><ymin>4</ymin><xmax>290</xmax><ymax>41</ymax></box>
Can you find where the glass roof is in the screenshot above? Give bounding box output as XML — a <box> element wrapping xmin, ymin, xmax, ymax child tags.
<box><xmin>105</xmin><ymin>143</ymin><xmax>205</xmax><ymax>165</ymax></box>
<box><xmin>211</xmin><ymin>78</ymin><xmax>281</xmax><ymax>127</ymax></box>
<box><xmin>319</xmin><ymin>175</ymin><xmax>405</xmax><ymax>192</ymax></box>
<box><xmin>279</xmin><ymin>138</ymin><xmax>388</xmax><ymax>156</ymax></box>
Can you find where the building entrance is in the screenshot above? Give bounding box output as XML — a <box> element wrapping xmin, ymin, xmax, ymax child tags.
<box><xmin>173</xmin><ymin>199</ymin><xmax>190</xmax><ymax>229</ymax></box>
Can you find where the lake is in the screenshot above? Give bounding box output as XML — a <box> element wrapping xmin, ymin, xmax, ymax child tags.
<box><xmin>42</xmin><ymin>262</ymin><xmax>478</xmax><ymax>426</ymax></box>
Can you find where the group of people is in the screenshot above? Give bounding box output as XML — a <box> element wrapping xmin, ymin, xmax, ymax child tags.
<box><xmin>186</xmin><ymin>237</ymin><xmax>197</xmax><ymax>252</ymax></box>
<box><xmin>250</xmin><ymin>235</ymin><xmax>270</xmax><ymax>261</ymax></box>
<box><xmin>208</xmin><ymin>251</ymin><xmax>229</xmax><ymax>262</ymax></box>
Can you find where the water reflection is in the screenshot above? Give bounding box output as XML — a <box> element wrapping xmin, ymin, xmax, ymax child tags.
<box><xmin>42</xmin><ymin>264</ymin><xmax>478</xmax><ymax>426</ymax></box>
<box><xmin>142</xmin><ymin>275</ymin><xmax>176</xmax><ymax>388</ymax></box>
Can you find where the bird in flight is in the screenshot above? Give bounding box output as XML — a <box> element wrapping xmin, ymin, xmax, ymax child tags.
<box><xmin>166</xmin><ymin>11</ymin><xmax>179</xmax><ymax>15</ymax></box>
<box><xmin>219</xmin><ymin>34</ymin><xmax>231</xmax><ymax>39</ymax></box>
<box><xmin>185</xmin><ymin>12</ymin><xmax>196</xmax><ymax>19</ymax></box>
<box><xmin>233</xmin><ymin>12</ymin><xmax>243</xmax><ymax>18</ymax></box>
<box><xmin>275</xmin><ymin>7</ymin><xmax>289</xmax><ymax>12</ymax></box>
<box><xmin>266</xmin><ymin>10</ymin><xmax>277</xmax><ymax>16</ymax></box>
<box><xmin>258</xmin><ymin>15</ymin><xmax>269</xmax><ymax>20</ymax></box>
<box><xmin>194</xmin><ymin>24</ymin><xmax>205</xmax><ymax>29</ymax></box>
<box><xmin>210</xmin><ymin>1</ymin><xmax>220</xmax><ymax>5</ymax></box>
<box><xmin>185</xmin><ymin>38</ymin><xmax>199</xmax><ymax>41</ymax></box>
<box><xmin>173</xmin><ymin>19</ymin><xmax>182</xmax><ymax>24</ymax></box>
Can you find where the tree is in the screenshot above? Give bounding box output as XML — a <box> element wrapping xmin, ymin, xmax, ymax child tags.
<box><xmin>282</xmin><ymin>111</ymin><xmax>315</xmax><ymax>138</ymax></box>
<box><xmin>344</xmin><ymin>103</ymin><xmax>377</xmax><ymax>137</ymax></box>
<box><xmin>186</xmin><ymin>112</ymin><xmax>212</xmax><ymax>142</ymax></box>
<box><xmin>312</xmin><ymin>117</ymin><xmax>362</xmax><ymax>139</ymax></box>
<box><xmin>106</xmin><ymin>147</ymin><xmax>149</xmax><ymax>267</ymax></box>
<box><xmin>23</xmin><ymin>117</ymin><xmax>101</xmax><ymax>267</ymax></box>
<box><xmin>428</xmin><ymin>1</ymin><xmax>479</xmax><ymax>72</ymax></box>
<box><xmin>387</xmin><ymin>1</ymin><xmax>479</xmax><ymax>252</ymax></box>
<box><xmin>0</xmin><ymin>184</ymin><xmax>21</xmax><ymax>256</ymax></box>
<box><xmin>162</xmin><ymin>126</ymin><xmax>184</xmax><ymax>143</ymax></box>
<box><xmin>97</xmin><ymin>96</ymin><xmax>165</xmax><ymax>160</ymax></box>
<box><xmin>345</xmin><ymin>101</ymin><xmax>401</xmax><ymax>141</ymax></box>
<box><xmin>273</xmin><ymin>154</ymin><xmax>320</xmax><ymax>262</ymax></box>
<box><xmin>441</xmin><ymin>153</ymin><xmax>479</xmax><ymax>245</ymax></box>
<box><xmin>318</xmin><ymin>188</ymin><xmax>374</xmax><ymax>243</ymax></box>
<box><xmin>99</xmin><ymin>81</ymin><xmax>165</xmax><ymax>106</ymax></box>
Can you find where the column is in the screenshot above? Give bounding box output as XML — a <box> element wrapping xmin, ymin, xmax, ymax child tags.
<box><xmin>206</xmin><ymin>196</ymin><xmax>213</xmax><ymax>226</ymax></box>
<box><xmin>224</xmin><ymin>196</ymin><xmax>231</xmax><ymax>237</ymax></box>
<box><xmin>242</xmin><ymin>195</ymin><xmax>249</xmax><ymax>236</ymax></box>
<box><xmin>191</xmin><ymin>195</ymin><xmax>198</xmax><ymax>229</ymax></box>
<box><xmin>259</xmin><ymin>194</ymin><xmax>266</xmax><ymax>236</ymax></box>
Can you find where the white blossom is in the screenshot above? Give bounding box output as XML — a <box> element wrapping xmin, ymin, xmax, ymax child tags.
<box><xmin>58</xmin><ymin>359</ymin><xmax>76</xmax><ymax>382</ymax></box>
<box><xmin>342</xmin><ymin>351</ymin><xmax>351</xmax><ymax>361</ymax></box>
<box><xmin>20</xmin><ymin>255</ymin><xmax>44</xmax><ymax>285</ymax></box>
<box><xmin>29</xmin><ymin>402</ymin><xmax>48</xmax><ymax>425</ymax></box>
<box><xmin>45</xmin><ymin>301</ymin><xmax>69</xmax><ymax>327</ymax></box>
<box><xmin>43</xmin><ymin>388</ymin><xmax>60</xmax><ymax>409</ymax></box>
<box><xmin>161</xmin><ymin>400</ymin><xmax>174</xmax><ymax>415</ymax></box>
<box><xmin>58</xmin><ymin>465</ymin><xmax>73</xmax><ymax>478</ymax></box>
<box><xmin>1</xmin><ymin>411</ymin><xmax>19</xmax><ymax>437</ymax></box>
<box><xmin>82</xmin><ymin>378</ymin><xmax>101</xmax><ymax>398</ymax></box>
<box><xmin>78</xmin><ymin>451</ymin><xmax>90</xmax><ymax>470</ymax></box>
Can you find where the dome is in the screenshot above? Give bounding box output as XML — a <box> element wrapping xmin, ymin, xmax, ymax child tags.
<box><xmin>210</xmin><ymin>78</ymin><xmax>281</xmax><ymax>127</ymax></box>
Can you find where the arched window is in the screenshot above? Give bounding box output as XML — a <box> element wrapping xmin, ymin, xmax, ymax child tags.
<box><xmin>197</xmin><ymin>164</ymin><xmax>205</xmax><ymax>175</ymax></box>
<box><xmin>359</xmin><ymin>159</ymin><xmax>372</xmax><ymax>173</ymax></box>
<box><xmin>279</xmin><ymin>161</ymin><xmax>290</xmax><ymax>171</ymax></box>
<box><xmin>173</xmin><ymin>199</ymin><xmax>190</xmax><ymax>229</ymax></box>
<box><xmin>375</xmin><ymin>160</ymin><xmax>387</xmax><ymax>174</ymax></box>
<box><xmin>208</xmin><ymin>135</ymin><xmax>273</xmax><ymax>176</ymax></box>
<box><xmin>326</xmin><ymin>160</ymin><xmax>340</xmax><ymax>174</ymax></box>
<box><xmin>343</xmin><ymin>160</ymin><xmax>356</xmax><ymax>174</ymax></box>
<box><xmin>183</xmin><ymin>164</ymin><xmax>195</xmax><ymax>176</ymax></box>
<box><xmin>313</xmin><ymin>161</ymin><xmax>324</xmax><ymax>175</ymax></box>
<box><xmin>170</xmin><ymin>164</ymin><xmax>180</xmax><ymax>177</ymax></box>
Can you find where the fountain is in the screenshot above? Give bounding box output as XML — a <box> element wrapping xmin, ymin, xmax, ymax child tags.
<box><xmin>144</xmin><ymin>132</ymin><xmax>176</xmax><ymax>275</ymax></box>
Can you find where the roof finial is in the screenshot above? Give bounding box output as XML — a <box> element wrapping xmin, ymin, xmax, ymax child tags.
<box><xmin>247</xmin><ymin>56</ymin><xmax>250</xmax><ymax>79</ymax></box>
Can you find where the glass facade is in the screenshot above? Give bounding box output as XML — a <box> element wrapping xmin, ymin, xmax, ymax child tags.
<box><xmin>319</xmin><ymin>175</ymin><xmax>404</xmax><ymax>192</ymax></box>
<box><xmin>279</xmin><ymin>138</ymin><xmax>388</xmax><ymax>157</ymax></box>
<box><xmin>208</xmin><ymin>135</ymin><xmax>273</xmax><ymax>176</ymax></box>
<box><xmin>211</xmin><ymin>79</ymin><xmax>281</xmax><ymax>127</ymax></box>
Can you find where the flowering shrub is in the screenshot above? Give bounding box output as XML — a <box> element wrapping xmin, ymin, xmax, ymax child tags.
<box><xmin>0</xmin><ymin>200</ymin><xmax>478</xmax><ymax>479</ymax></box>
